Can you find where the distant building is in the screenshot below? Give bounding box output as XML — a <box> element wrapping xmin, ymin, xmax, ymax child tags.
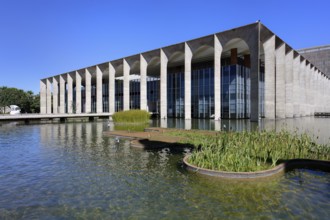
<box><xmin>40</xmin><ymin>22</ymin><xmax>330</xmax><ymax>121</ymax></box>
<box><xmin>298</xmin><ymin>45</ymin><xmax>330</xmax><ymax>78</ymax></box>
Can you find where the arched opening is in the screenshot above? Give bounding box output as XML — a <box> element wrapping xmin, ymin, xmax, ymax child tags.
<box><xmin>221</xmin><ymin>38</ymin><xmax>251</xmax><ymax>119</ymax></box>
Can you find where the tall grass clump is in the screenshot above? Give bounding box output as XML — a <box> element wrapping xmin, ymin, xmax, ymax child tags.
<box><xmin>172</xmin><ymin>130</ymin><xmax>330</xmax><ymax>172</ymax></box>
<box><xmin>112</xmin><ymin>110</ymin><xmax>150</xmax><ymax>124</ymax></box>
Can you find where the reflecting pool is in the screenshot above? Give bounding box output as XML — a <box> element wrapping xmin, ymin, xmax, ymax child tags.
<box><xmin>0</xmin><ymin>119</ymin><xmax>329</xmax><ymax>219</ymax></box>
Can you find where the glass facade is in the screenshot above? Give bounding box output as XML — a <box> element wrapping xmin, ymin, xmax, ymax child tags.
<box><xmin>167</xmin><ymin>68</ymin><xmax>185</xmax><ymax>118</ymax></box>
<box><xmin>221</xmin><ymin>65</ymin><xmax>250</xmax><ymax>119</ymax></box>
<box><xmin>115</xmin><ymin>79</ymin><xmax>123</xmax><ymax>112</ymax></box>
<box><xmin>130</xmin><ymin>79</ymin><xmax>140</xmax><ymax>109</ymax></box>
<box><xmin>63</xmin><ymin>60</ymin><xmax>264</xmax><ymax>118</ymax></box>
<box><xmin>191</xmin><ymin>63</ymin><xmax>214</xmax><ymax>119</ymax></box>
<box><xmin>147</xmin><ymin>77</ymin><xmax>160</xmax><ymax>113</ymax></box>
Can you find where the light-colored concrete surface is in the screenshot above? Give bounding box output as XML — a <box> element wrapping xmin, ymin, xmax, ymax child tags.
<box><xmin>140</xmin><ymin>54</ymin><xmax>147</xmax><ymax>111</ymax></box>
<box><xmin>67</xmin><ymin>73</ymin><xmax>73</xmax><ymax>114</ymax></box>
<box><xmin>160</xmin><ymin>49</ymin><xmax>168</xmax><ymax>119</ymax></box>
<box><xmin>52</xmin><ymin>77</ymin><xmax>58</xmax><ymax>114</ymax></box>
<box><xmin>109</xmin><ymin>62</ymin><xmax>115</xmax><ymax>114</ymax></box>
<box><xmin>263</xmin><ymin>35</ymin><xmax>275</xmax><ymax>119</ymax></box>
<box><xmin>59</xmin><ymin>75</ymin><xmax>65</xmax><ymax>114</ymax></box>
<box><xmin>184</xmin><ymin>42</ymin><xmax>192</xmax><ymax>120</ymax></box>
<box><xmin>214</xmin><ymin>35</ymin><xmax>222</xmax><ymax>121</ymax></box>
<box><xmin>85</xmin><ymin>68</ymin><xmax>91</xmax><ymax>113</ymax></box>
<box><xmin>123</xmin><ymin>59</ymin><xmax>130</xmax><ymax>111</ymax></box>
<box><xmin>96</xmin><ymin>66</ymin><xmax>103</xmax><ymax>113</ymax></box>
<box><xmin>275</xmin><ymin>43</ymin><xmax>286</xmax><ymax>118</ymax></box>
<box><xmin>75</xmin><ymin>71</ymin><xmax>81</xmax><ymax>114</ymax></box>
<box><xmin>285</xmin><ymin>50</ymin><xmax>293</xmax><ymax>118</ymax></box>
<box><xmin>40</xmin><ymin>80</ymin><xmax>46</xmax><ymax>114</ymax></box>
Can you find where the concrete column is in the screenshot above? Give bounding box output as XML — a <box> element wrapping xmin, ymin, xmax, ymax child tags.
<box><xmin>52</xmin><ymin>77</ymin><xmax>58</xmax><ymax>114</ymax></box>
<box><xmin>214</xmin><ymin>35</ymin><xmax>222</xmax><ymax>120</ymax></box>
<box><xmin>263</xmin><ymin>35</ymin><xmax>275</xmax><ymax>119</ymax></box>
<box><xmin>275</xmin><ymin>43</ymin><xmax>286</xmax><ymax>118</ymax></box>
<box><xmin>40</xmin><ymin>79</ymin><xmax>47</xmax><ymax>114</ymax></box>
<box><xmin>85</xmin><ymin>68</ymin><xmax>91</xmax><ymax>113</ymax></box>
<box><xmin>250</xmin><ymin>46</ymin><xmax>260</xmax><ymax>122</ymax></box>
<box><xmin>292</xmin><ymin>55</ymin><xmax>300</xmax><ymax>117</ymax></box>
<box><xmin>67</xmin><ymin>73</ymin><xmax>73</xmax><ymax>114</ymax></box>
<box><xmin>304</xmin><ymin>63</ymin><xmax>311</xmax><ymax>116</ymax></box>
<box><xmin>109</xmin><ymin>62</ymin><xmax>115</xmax><ymax>114</ymax></box>
<box><xmin>46</xmin><ymin>79</ymin><xmax>52</xmax><ymax>114</ymax></box>
<box><xmin>184</xmin><ymin>42</ymin><xmax>192</xmax><ymax>120</ymax></box>
<box><xmin>75</xmin><ymin>71</ymin><xmax>81</xmax><ymax>114</ymax></box>
<box><xmin>123</xmin><ymin>59</ymin><xmax>130</xmax><ymax>111</ymax></box>
<box><xmin>140</xmin><ymin>54</ymin><xmax>148</xmax><ymax>111</ymax></box>
<box><xmin>96</xmin><ymin>66</ymin><xmax>103</xmax><ymax>113</ymax></box>
<box><xmin>299</xmin><ymin>60</ymin><xmax>305</xmax><ymax>116</ymax></box>
<box><xmin>59</xmin><ymin>75</ymin><xmax>65</xmax><ymax>114</ymax></box>
<box><xmin>316</xmin><ymin>71</ymin><xmax>321</xmax><ymax>112</ymax></box>
<box><xmin>285</xmin><ymin>50</ymin><xmax>293</xmax><ymax>118</ymax></box>
<box><xmin>160</xmin><ymin>49</ymin><xmax>168</xmax><ymax>119</ymax></box>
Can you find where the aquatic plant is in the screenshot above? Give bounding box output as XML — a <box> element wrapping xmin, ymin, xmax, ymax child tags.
<box><xmin>169</xmin><ymin>130</ymin><xmax>330</xmax><ymax>172</ymax></box>
<box><xmin>112</xmin><ymin>110</ymin><xmax>150</xmax><ymax>124</ymax></box>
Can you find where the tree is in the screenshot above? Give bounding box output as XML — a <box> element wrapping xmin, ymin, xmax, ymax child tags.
<box><xmin>0</xmin><ymin>86</ymin><xmax>40</xmax><ymax>113</ymax></box>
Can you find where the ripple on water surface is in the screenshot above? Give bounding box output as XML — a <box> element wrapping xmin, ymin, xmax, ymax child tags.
<box><xmin>0</xmin><ymin>121</ymin><xmax>329</xmax><ymax>219</ymax></box>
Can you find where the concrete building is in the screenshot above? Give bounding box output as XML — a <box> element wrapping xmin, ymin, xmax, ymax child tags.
<box><xmin>40</xmin><ymin>22</ymin><xmax>330</xmax><ymax>122</ymax></box>
<box><xmin>298</xmin><ymin>45</ymin><xmax>330</xmax><ymax>78</ymax></box>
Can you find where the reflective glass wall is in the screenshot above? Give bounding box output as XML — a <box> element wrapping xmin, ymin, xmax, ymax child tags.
<box><xmin>115</xmin><ymin>80</ymin><xmax>123</xmax><ymax>112</ymax></box>
<box><xmin>191</xmin><ymin>62</ymin><xmax>214</xmax><ymax>119</ymax></box>
<box><xmin>130</xmin><ymin>79</ymin><xmax>140</xmax><ymax>109</ymax></box>
<box><xmin>147</xmin><ymin>77</ymin><xmax>160</xmax><ymax>113</ymax></box>
<box><xmin>167</xmin><ymin>68</ymin><xmax>185</xmax><ymax>118</ymax></box>
<box><xmin>221</xmin><ymin>64</ymin><xmax>250</xmax><ymax>119</ymax></box>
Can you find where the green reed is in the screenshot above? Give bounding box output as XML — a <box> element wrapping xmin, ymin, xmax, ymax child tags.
<box><xmin>169</xmin><ymin>130</ymin><xmax>330</xmax><ymax>172</ymax></box>
<box><xmin>112</xmin><ymin>110</ymin><xmax>150</xmax><ymax>123</ymax></box>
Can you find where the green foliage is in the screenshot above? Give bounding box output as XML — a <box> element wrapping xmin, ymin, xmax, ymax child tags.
<box><xmin>170</xmin><ymin>130</ymin><xmax>330</xmax><ymax>172</ymax></box>
<box><xmin>0</xmin><ymin>87</ymin><xmax>40</xmax><ymax>113</ymax></box>
<box><xmin>112</xmin><ymin>110</ymin><xmax>150</xmax><ymax>124</ymax></box>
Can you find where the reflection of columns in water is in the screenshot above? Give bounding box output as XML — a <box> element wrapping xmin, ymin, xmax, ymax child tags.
<box><xmin>160</xmin><ymin>118</ymin><xmax>167</xmax><ymax>128</ymax></box>
<box><xmin>184</xmin><ymin>119</ymin><xmax>191</xmax><ymax>130</ymax></box>
<box><xmin>214</xmin><ymin>120</ymin><xmax>221</xmax><ymax>131</ymax></box>
<box><xmin>96</xmin><ymin>121</ymin><xmax>103</xmax><ymax>146</ymax></box>
<box><xmin>85</xmin><ymin>122</ymin><xmax>92</xmax><ymax>146</ymax></box>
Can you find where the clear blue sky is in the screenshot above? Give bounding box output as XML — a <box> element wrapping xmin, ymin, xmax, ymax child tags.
<box><xmin>1</xmin><ymin>0</ymin><xmax>329</xmax><ymax>94</ymax></box>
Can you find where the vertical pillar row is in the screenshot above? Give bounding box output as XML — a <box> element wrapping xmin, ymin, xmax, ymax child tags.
<box><xmin>46</xmin><ymin>79</ymin><xmax>52</xmax><ymax>114</ymax></box>
<box><xmin>160</xmin><ymin>49</ymin><xmax>168</xmax><ymax>119</ymax></box>
<box><xmin>85</xmin><ymin>69</ymin><xmax>91</xmax><ymax>113</ymax></box>
<box><xmin>184</xmin><ymin>42</ymin><xmax>192</xmax><ymax>120</ymax></box>
<box><xmin>67</xmin><ymin>73</ymin><xmax>73</xmax><ymax>114</ymax></box>
<box><xmin>40</xmin><ymin>80</ymin><xmax>47</xmax><ymax>114</ymax></box>
<box><xmin>263</xmin><ymin>35</ymin><xmax>276</xmax><ymax>119</ymax></box>
<box><xmin>249</xmin><ymin>41</ymin><xmax>260</xmax><ymax>122</ymax></box>
<box><xmin>140</xmin><ymin>54</ymin><xmax>148</xmax><ymax>111</ymax></box>
<box><xmin>75</xmin><ymin>71</ymin><xmax>81</xmax><ymax>114</ymax></box>
<box><xmin>214</xmin><ymin>35</ymin><xmax>222</xmax><ymax>121</ymax></box>
<box><xmin>96</xmin><ymin>66</ymin><xmax>103</xmax><ymax>113</ymax></box>
<box><xmin>59</xmin><ymin>75</ymin><xmax>65</xmax><ymax>114</ymax></box>
<box><xmin>285</xmin><ymin>50</ymin><xmax>293</xmax><ymax>118</ymax></box>
<box><xmin>123</xmin><ymin>59</ymin><xmax>130</xmax><ymax>111</ymax></box>
<box><xmin>275</xmin><ymin>43</ymin><xmax>286</xmax><ymax>118</ymax></box>
<box><xmin>52</xmin><ymin>77</ymin><xmax>58</xmax><ymax>114</ymax></box>
<box><xmin>109</xmin><ymin>62</ymin><xmax>115</xmax><ymax>114</ymax></box>
<box><xmin>292</xmin><ymin>55</ymin><xmax>300</xmax><ymax>117</ymax></box>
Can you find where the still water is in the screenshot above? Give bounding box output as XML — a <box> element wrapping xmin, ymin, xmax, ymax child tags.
<box><xmin>0</xmin><ymin>118</ymin><xmax>329</xmax><ymax>219</ymax></box>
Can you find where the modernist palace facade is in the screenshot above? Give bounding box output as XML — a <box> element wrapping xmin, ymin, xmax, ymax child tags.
<box><xmin>40</xmin><ymin>22</ymin><xmax>330</xmax><ymax>121</ymax></box>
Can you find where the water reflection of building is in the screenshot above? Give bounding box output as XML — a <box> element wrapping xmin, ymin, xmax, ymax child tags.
<box><xmin>40</xmin><ymin>22</ymin><xmax>330</xmax><ymax>122</ymax></box>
